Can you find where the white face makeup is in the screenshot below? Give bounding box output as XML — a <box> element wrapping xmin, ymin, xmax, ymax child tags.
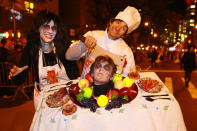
<box><xmin>107</xmin><ymin>20</ymin><xmax>128</xmax><ymax>40</ymax></box>
<box><xmin>92</xmin><ymin>61</ymin><xmax>113</xmax><ymax>85</ymax></box>
<box><xmin>39</xmin><ymin>20</ymin><xmax>57</xmax><ymax>43</ymax></box>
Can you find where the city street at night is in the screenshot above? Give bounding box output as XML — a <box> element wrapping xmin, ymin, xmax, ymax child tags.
<box><xmin>0</xmin><ymin>0</ymin><xmax>197</xmax><ymax>131</ymax></box>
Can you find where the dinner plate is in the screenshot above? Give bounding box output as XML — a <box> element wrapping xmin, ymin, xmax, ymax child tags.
<box><xmin>137</xmin><ymin>77</ymin><xmax>163</xmax><ymax>93</ymax></box>
<box><xmin>46</xmin><ymin>95</ymin><xmax>63</xmax><ymax>108</ymax></box>
<box><xmin>46</xmin><ymin>87</ymin><xmax>68</xmax><ymax>108</ymax></box>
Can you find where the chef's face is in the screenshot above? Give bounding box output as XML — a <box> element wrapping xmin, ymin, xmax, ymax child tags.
<box><xmin>39</xmin><ymin>20</ymin><xmax>57</xmax><ymax>43</ymax></box>
<box><xmin>107</xmin><ymin>19</ymin><xmax>128</xmax><ymax>40</ymax></box>
<box><xmin>92</xmin><ymin>61</ymin><xmax>113</xmax><ymax>85</ymax></box>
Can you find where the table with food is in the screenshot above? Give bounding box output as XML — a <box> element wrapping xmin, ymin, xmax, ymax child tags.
<box><xmin>30</xmin><ymin>72</ymin><xmax>186</xmax><ymax>131</ymax></box>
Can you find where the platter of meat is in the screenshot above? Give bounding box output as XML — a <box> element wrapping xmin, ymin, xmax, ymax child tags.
<box><xmin>137</xmin><ymin>77</ymin><xmax>163</xmax><ymax>93</ymax></box>
<box><xmin>46</xmin><ymin>87</ymin><xmax>68</xmax><ymax>108</ymax></box>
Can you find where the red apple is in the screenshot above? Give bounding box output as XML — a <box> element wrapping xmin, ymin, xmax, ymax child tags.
<box><xmin>69</xmin><ymin>84</ymin><xmax>80</xmax><ymax>95</ymax></box>
<box><xmin>119</xmin><ymin>87</ymin><xmax>137</xmax><ymax>100</ymax></box>
<box><xmin>85</xmin><ymin>73</ymin><xmax>94</xmax><ymax>84</ymax></box>
<box><xmin>107</xmin><ymin>90</ymin><xmax>119</xmax><ymax>100</ymax></box>
<box><xmin>129</xmin><ymin>83</ymin><xmax>137</xmax><ymax>90</ymax></box>
<box><xmin>128</xmin><ymin>84</ymin><xmax>138</xmax><ymax>100</ymax></box>
<box><xmin>119</xmin><ymin>87</ymin><xmax>130</xmax><ymax>96</ymax></box>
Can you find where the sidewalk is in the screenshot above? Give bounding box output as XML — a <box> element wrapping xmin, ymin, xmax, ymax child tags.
<box><xmin>0</xmin><ymin>97</ymin><xmax>34</xmax><ymax>131</ymax></box>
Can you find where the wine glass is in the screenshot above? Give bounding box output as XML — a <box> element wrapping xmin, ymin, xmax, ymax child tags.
<box><xmin>128</xmin><ymin>65</ymin><xmax>141</xmax><ymax>79</ymax></box>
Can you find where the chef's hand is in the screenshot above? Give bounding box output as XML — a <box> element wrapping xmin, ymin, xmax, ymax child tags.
<box><xmin>8</xmin><ymin>65</ymin><xmax>29</xmax><ymax>79</ymax></box>
<box><xmin>84</xmin><ymin>35</ymin><xmax>97</xmax><ymax>49</ymax></box>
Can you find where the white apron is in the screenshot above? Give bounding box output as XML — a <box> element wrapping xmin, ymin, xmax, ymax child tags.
<box><xmin>33</xmin><ymin>48</ymin><xmax>69</xmax><ymax>109</ymax></box>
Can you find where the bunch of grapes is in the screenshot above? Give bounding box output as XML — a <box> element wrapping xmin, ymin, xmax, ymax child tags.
<box><xmin>79</xmin><ymin>98</ymin><xmax>98</xmax><ymax>112</ymax></box>
<box><xmin>105</xmin><ymin>95</ymin><xmax>127</xmax><ymax>110</ymax></box>
<box><xmin>117</xmin><ymin>95</ymin><xmax>128</xmax><ymax>103</ymax></box>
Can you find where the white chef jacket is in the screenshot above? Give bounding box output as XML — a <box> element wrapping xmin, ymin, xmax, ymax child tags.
<box><xmin>67</xmin><ymin>30</ymin><xmax>136</xmax><ymax>78</ymax></box>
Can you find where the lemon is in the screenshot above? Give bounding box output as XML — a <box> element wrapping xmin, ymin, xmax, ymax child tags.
<box><xmin>97</xmin><ymin>95</ymin><xmax>109</xmax><ymax>107</ymax></box>
<box><xmin>123</xmin><ymin>77</ymin><xmax>135</xmax><ymax>87</ymax></box>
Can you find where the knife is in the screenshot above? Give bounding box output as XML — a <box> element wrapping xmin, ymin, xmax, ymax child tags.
<box><xmin>142</xmin><ymin>94</ymin><xmax>169</xmax><ymax>97</ymax></box>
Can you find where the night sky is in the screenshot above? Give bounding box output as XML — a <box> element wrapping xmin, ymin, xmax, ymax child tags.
<box><xmin>169</xmin><ymin>0</ymin><xmax>188</xmax><ymax>14</ymax></box>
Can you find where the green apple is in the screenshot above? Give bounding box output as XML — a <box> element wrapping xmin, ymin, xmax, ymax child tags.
<box><xmin>82</xmin><ymin>87</ymin><xmax>93</xmax><ymax>98</ymax></box>
<box><xmin>76</xmin><ymin>92</ymin><xmax>84</xmax><ymax>102</ymax></box>
<box><xmin>78</xmin><ymin>79</ymin><xmax>89</xmax><ymax>89</ymax></box>
<box><xmin>97</xmin><ymin>95</ymin><xmax>109</xmax><ymax>107</ymax></box>
<box><xmin>112</xmin><ymin>74</ymin><xmax>123</xmax><ymax>83</ymax></box>
<box><xmin>123</xmin><ymin>77</ymin><xmax>135</xmax><ymax>87</ymax></box>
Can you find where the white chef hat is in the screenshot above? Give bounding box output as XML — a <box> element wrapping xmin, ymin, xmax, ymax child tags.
<box><xmin>115</xmin><ymin>6</ymin><xmax>141</xmax><ymax>34</ymax></box>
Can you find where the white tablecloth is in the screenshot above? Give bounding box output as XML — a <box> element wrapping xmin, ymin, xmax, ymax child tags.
<box><xmin>30</xmin><ymin>72</ymin><xmax>186</xmax><ymax>131</ymax></box>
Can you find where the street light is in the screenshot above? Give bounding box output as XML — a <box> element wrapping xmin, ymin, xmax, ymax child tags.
<box><xmin>144</xmin><ymin>22</ymin><xmax>149</xmax><ymax>27</ymax></box>
<box><xmin>4</xmin><ymin>32</ymin><xmax>9</xmax><ymax>39</ymax></box>
<box><xmin>17</xmin><ymin>31</ymin><xmax>21</xmax><ymax>39</ymax></box>
<box><xmin>153</xmin><ymin>33</ymin><xmax>158</xmax><ymax>38</ymax></box>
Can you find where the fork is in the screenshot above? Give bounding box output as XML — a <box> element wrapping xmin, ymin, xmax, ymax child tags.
<box><xmin>145</xmin><ymin>97</ymin><xmax>171</xmax><ymax>102</ymax></box>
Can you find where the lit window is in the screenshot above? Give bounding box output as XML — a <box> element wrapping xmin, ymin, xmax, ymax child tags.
<box><xmin>190</xmin><ymin>5</ymin><xmax>196</xmax><ymax>9</ymax></box>
<box><xmin>4</xmin><ymin>32</ymin><xmax>9</xmax><ymax>38</ymax></box>
<box><xmin>17</xmin><ymin>32</ymin><xmax>21</xmax><ymax>38</ymax></box>
<box><xmin>24</xmin><ymin>1</ymin><xmax>34</xmax><ymax>13</ymax></box>
<box><xmin>30</xmin><ymin>3</ymin><xmax>34</xmax><ymax>9</ymax></box>
<box><xmin>190</xmin><ymin>12</ymin><xmax>195</xmax><ymax>15</ymax></box>
<box><xmin>189</xmin><ymin>19</ymin><xmax>194</xmax><ymax>23</ymax></box>
<box><xmin>189</xmin><ymin>23</ymin><xmax>194</xmax><ymax>26</ymax></box>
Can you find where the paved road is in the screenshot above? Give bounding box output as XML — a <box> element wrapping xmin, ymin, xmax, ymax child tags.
<box><xmin>156</xmin><ymin>71</ymin><xmax>197</xmax><ymax>131</ymax></box>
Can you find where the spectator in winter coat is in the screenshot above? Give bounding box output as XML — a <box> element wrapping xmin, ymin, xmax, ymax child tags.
<box><xmin>182</xmin><ymin>45</ymin><xmax>196</xmax><ymax>88</ymax></box>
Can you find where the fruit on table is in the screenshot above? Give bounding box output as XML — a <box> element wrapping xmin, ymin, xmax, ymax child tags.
<box><xmin>82</xmin><ymin>86</ymin><xmax>93</xmax><ymax>98</ymax></box>
<box><xmin>97</xmin><ymin>95</ymin><xmax>109</xmax><ymax>107</ymax></box>
<box><xmin>123</xmin><ymin>95</ymin><xmax>129</xmax><ymax>101</ymax></box>
<box><xmin>112</xmin><ymin>74</ymin><xmax>123</xmax><ymax>82</ymax></box>
<box><xmin>119</xmin><ymin>87</ymin><xmax>130</xmax><ymax>96</ymax></box>
<box><xmin>78</xmin><ymin>79</ymin><xmax>89</xmax><ymax>89</ymax></box>
<box><xmin>107</xmin><ymin>90</ymin><xmax>119</xmax><ymax>100</ymax></box>
<box><xmin>114</xmin><ymin>80</ymin><xmax>125</xmax><ymax>89</ymax></box>
<box><xmin>79</xmin><ymin>98</ymin><xmax>98</xmax><ymax>112</ymax></box>
<box><xmin>119</xmin><ymin>87</ymin><xmax>137</xmax><ymax>100</ymax></box>
<box><xmin>128</xmin><ymin>85</ymin><xmax>138</xmax><ymax>100</ymax></box>
<box><xmin>85</xmin><ymin>73</ymin><xmax>94</xmax><ymax>84</ymax></box>
<box><xmin>123</xmin><ymin>77</ymin><xmax>135</xmax><ymax>87</ymax></box>
<box><xmin>69</xmin><ymin>84</ymin><xmax>80</xmax><ymax>95</ymax></box>
<box><xmin>76</xmin><ymin>92</ymin><xmax>84</xmax><ymax>102</ymax></box>
<box><xmin>129</xmin><ymin>83</ymin><xmax>137</xmax><ymax>90</ymax></box>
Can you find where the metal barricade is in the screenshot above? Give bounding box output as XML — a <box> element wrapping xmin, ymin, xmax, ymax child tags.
<box><xmin>0</xmin><ymin>62</ymin><xmax>35</xmax><ymax>100</ymax></box>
